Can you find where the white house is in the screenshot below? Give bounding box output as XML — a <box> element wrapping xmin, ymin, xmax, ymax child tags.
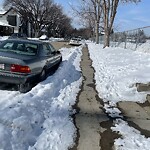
<box><xmin>0</xmin><ymin>8</ymin><xmax>19</xmax><ymax>35</ymax></box>
<box><xmin>0</xmin><ymin>8</ymin><xmax>32</xmax><ymax>37</ymax></box>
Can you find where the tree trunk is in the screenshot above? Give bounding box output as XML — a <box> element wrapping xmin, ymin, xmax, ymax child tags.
<box><xmin>35</xmin><ymin>31</ymin><xmax>39</xmax><ymax>38</ymax></box>
<box><xmin>34</xmin><ymin>27</ymin><xmax>40</xmax><ymax>38</ymax></box>
<box><xmin>104</xmin><ymin>29</ymin><xmax>110</xmax><ymax>48</ymax></box>
<box><xmin>95</xmin><ymin>21</ymin><xmax>99</xmax><ymax>44</ymax></box>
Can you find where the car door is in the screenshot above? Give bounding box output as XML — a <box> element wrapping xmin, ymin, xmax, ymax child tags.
<box><xmin>48</xmin><ymin>43</ymin><xmax>61</xmax><ymax>65</ymax></box>
<box><xmin>42</xmin><ymin>43</ymin><xmax>55</xmax><ymax>69</ymax></box>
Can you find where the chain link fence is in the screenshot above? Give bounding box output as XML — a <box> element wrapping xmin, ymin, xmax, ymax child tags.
<box><xmin>99</xmin><ymin>26</ymin><xmax>150</xmax><ymax>51</ymax></box>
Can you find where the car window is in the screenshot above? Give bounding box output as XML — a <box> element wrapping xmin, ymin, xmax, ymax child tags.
<box><xmin>48</xmin><ymin>44</ymin><xmax>56</xmax><ymax>53</ymax></box>
<box><xmin>0</xmin><ymin>41</ymin><xmax>38</xmax><ymax>56</ymax></box>
<box><xmin>16</xmin><ymin>43</ymin><xmax>25</xmax><ymax>51</ymax></box>
<box><xmin>42</xmin><ymin>43</ymin><xmax>52</xmax><ymax>56</ymax></box>
<box><xmin>3</xmin><ymin>42</ymin><xmax>14</xmax><ymax>49</ymax></box>
<box><xmin>25</xmin><ymin>43</ymin><xmax>38</xmax><ymax>54</ymax></box>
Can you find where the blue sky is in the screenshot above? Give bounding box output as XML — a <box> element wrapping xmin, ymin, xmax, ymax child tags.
<box><xmin>55</xmin><ymin>0</ymin><xmax>150</xmax><ymax>32</ymax></box>
<box><xmin>116</xmin><ymin>0</ymin><xmax>150</xmax><ymax>31</ymax></box>
<box><xmin>0</xmin><ymin>0</ymin><xmax>150</xmax><ymax>32</ymax></box>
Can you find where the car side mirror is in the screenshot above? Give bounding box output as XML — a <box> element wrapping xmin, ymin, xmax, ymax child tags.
<box><xmin>52</xmin><ymin>51</ymin><xmax>60</xmax><ymax>54</ymax></box>
<box><xmin>51</xmin><ymin>51</ymin><xmax>56</xmax><ymax>55</ymax></box>
<box><xmin>56</xmin><ymin>51</ymin><xmax>60</xmax><ymax>54</ymax></box>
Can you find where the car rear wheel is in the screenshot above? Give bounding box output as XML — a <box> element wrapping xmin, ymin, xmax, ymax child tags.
<box><xmin>19</xmin><ymin>82</ymin><xmax>31</xmax><ymax>93</ymax></box>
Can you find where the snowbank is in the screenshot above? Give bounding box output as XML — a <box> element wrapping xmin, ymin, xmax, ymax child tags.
<box><xmin>0</xmin><ymin>45</ymin><xmax>83</xmax><ymax>150</ymax></box>
<box><xmin>88</xmin><ymin>42</ymin><xmax>150</xmax><ymax>150</ymax></box>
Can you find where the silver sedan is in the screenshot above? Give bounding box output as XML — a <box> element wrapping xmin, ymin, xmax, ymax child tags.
<box><xmin>0</xmin><ymin>39</ymin><xmax>62</xmax><ymax>93</ymax></box>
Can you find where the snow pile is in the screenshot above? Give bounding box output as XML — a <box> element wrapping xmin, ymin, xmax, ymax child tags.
<box><xmin>88</xmin><ymin>42</ymin><xmax>150</xmax><ymax>150</ymax></box>
<box><xmin>88</xmin><ymin>43</ymin><xmax>150</xmax><ymax>104</ymax></box>
<box><xmin>49</xmin><ymin>37</ymin><xmax>64</xmax><ymax>42</ymax></box>
<box><xmin>0</xmin><ymin>46</ymin><xmax>83</xmax><ymax>150</ymax></box>
<box><xmin>137</xmin><ymin>41</ymin><xmax>150</xmax><ymax>53</ymax></box>
<box><xmin>112</xmin><ymin>119</ymin><xmax>150</xmax><ymax>150</ymax></box>
<box><xmin>113</xmin><ymin>40</ymin><xmax>150</xmax><ymax>53</ymax></box>
<box><xmin>0</xmin><ymin>36</ymin><xmax>8</xmax><ymax>41</ymax></box>
<box><xmin>39</xmin><ymin>34</ymin><xmax>48</xmax><ymax>40</ymax></box>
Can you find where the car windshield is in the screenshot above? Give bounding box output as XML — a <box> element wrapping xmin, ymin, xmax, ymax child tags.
<box><xmin>0</xmin><ymin>41</ymin><xmax>38</xmax><ymax>56</ymax></box>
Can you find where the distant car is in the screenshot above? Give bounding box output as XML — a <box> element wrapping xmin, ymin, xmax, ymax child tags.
<box><xmin>69</xmin><ymin>38</ymin><xmax>82</xmax><ymax>46</ymax></box>
<box><xmin>9</xmin><ymin>33</ymin><xmax>27</xmax><ymax>39</ymax></box>
<box><xmin>0</xmin><ymin>39</ymin><xmax>62</xmax><ymax>93</ymax></box>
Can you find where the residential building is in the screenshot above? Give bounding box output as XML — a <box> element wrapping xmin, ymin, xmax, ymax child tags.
<box><xmin>0</xmin><ymin>7</ymin><xmax>32</xmax><ymax>37</ymax></box>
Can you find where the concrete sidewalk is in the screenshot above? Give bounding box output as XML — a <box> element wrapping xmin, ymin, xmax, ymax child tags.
<box><xmin>71</xmin><ymin>44</ymin><xmax>150</xmax><ymax>150</ymax></box>
<box><xmin>71</xmin><ymin>45</ymin><xmax>109</xmax><ymax>150</ymax></box>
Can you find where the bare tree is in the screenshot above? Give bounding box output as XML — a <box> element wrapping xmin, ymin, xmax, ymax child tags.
<box><xmin>73</xmin><ymin>0</ymin><xmax>141</xmax><ymax>47</ymax></box>
<box><xmin>92</xmin><ymin>0</ymin><xmax>103</xmax><ymax>44</ymax></box>
<box><xmin>102</xmin><ymin>0</ymin><xmax>119</xmax><ymax>47</ymax></box>
<box><xmin>47</xmin><ymin>5</ymin><xmax>72</xmax><ymax>37</ymax></box>
<box><xmin>72</xmin><ymin>0</ymin><xmax>103</xmax><ymax>44</ymax></box>
<box><xmin>4</xmin><ymin>0</ymin><xmax>73</xmax><ymax>38</ymax></box>
<box><xmin>102</xmin><ymin>0</ymin><xmax>141</xmax><ymax>48</ymax></box>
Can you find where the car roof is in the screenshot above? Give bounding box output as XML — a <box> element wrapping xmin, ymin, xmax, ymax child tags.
<box><xmin>4</xmin><ymin>38</ymin><xmax>47</xmax><ymax>45</ymax></box>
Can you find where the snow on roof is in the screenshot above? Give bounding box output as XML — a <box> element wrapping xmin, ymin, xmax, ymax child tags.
<box><xmin>0</xmin><ymin>21</ymin><xmax>14</xmax><ymax>27</ymax></box>
<box><xmin>0</xmin><ymin>8</ymin><xmax>7</xmax><ymax>15</ymax></box>
<box><xmin>0</xmin><ymin>10</ymin><xmax>7</xmax><ymax>15</ymax></box>
<box><xmin>0</xmin><ymin>7</ymin><xmax>14</xmax><ymax>15</ymax></box>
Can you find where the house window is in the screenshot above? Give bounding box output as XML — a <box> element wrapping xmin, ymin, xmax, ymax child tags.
<box><xmin>7</xmin><ymin>15</ymin><xmax>17</xmax><ymax>26</ymax></box>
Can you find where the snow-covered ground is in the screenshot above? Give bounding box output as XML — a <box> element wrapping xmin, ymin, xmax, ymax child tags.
<box><xmin>111</xmin><ymin>40</ymin><xmax>150</xmax><ymax>53</ymax></box>
<box><xmin>0</xmin><ymin>39</ymin><xmax>83</xmax><ymax>150</ymax></box>
<box><xmin>1</xmin><ymin>36</ymin><xmax>150</xmax><ymax>149</ymax></box>
<box><xmin>88</xmin><ymin>42</ymin><xmax>150</xmax><ymax>150</ymax></box>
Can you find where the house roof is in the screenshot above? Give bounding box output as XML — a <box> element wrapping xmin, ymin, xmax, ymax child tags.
<box><xmin>0</xmin><ymin>8</ymin><xmax>13</xmax><ymax>15</ymax></box>
<box><xmin>0</xmin><ymin>10</ymin><xmax>7</xmax><ymax>15</ymax></box>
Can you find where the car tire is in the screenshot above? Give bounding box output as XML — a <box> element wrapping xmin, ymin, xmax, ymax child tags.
<box><xmin>19</xmin><ymin>82</ymin><xmax>31</xmax><ymax>93</ymax></box>
<box><xmin>39</xmin><ymin>68</ymin><xmax>47</xmax><ymax>81</ymax></box>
